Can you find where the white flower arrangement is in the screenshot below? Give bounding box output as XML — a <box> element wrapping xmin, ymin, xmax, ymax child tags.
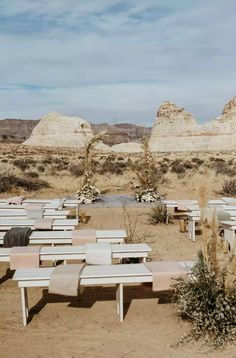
<box><xmin>75</xmin><ymin>173</ymin><xmax>100</xmax><ymax>204</ymax></box>
<box><xmin>135</xmin><ymin>186</ymin><xmax>161</xmax><ymax>203</ymax></box>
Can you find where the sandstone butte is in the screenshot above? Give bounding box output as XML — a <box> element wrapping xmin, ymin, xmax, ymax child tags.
<box><xmin>24</xmin><ymin>112</ymin><xmax>94</xmax><ymax>148</ymax></box>
<box><xmin>24</xmin><ymin>96</ymin><xmax>236</xmax><ymax>152</ymax></box>
<box><xmin>149</xmin><ymin>96</ymin><xmax>236</xmax><ymax>152</ymax></box>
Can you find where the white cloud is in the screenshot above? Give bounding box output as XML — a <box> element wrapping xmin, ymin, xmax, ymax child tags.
<box><xmin>0</xmin><ymin>0</ymin><xmax>235</xmax><ymax>124</ymax></box>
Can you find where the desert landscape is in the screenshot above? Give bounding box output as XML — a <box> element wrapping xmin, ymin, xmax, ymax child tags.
<box><xmin>0</xmin><ymin>134</ymin><xmax>236</xmax><ymax>357</ymax></box>
<box><xmin>1</xmin><ymin>1</ymin><xmax>236</xmax><ymax>357</ymax></box>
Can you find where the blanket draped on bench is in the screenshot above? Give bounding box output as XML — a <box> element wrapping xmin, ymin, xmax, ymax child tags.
<box><xmin>10</xmin><ymin>246</ymin><xmax>40</xmax><ymax>269</ymax></box>
<box><xmin>49</xmin><ymin>264</ymin><xmax>85</xmax><ymax>296</ymax></box>
<box><xmin>3</xmin><ymin>227</ymin><xmax>32</xmax><ymax>247</ymax></box>
<box><xmin>85</xmin><ymin>243</ymin><xmax>112</xmax><ymax>265</ymax></box>
<box><xmin>72</xmin><ymin>229</ymin><xmax>96</xmax><ymax>246</ymax></box>
<box><xmin>34</xmin><ymin>218</ymin><xmax>53</xmax><ymax>230</ymax></box>
<box><xmin>144</xmin><ymin>261</ymin><xmax>187</xmax><ymax>291</ymax></box>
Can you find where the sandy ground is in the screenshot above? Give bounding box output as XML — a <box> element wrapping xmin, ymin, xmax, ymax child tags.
<box><xmin>0</xmin><ymin>144</ymin><xmax>235</xmax><ymax>356</ymax></box>
<box><xmin>1</xmin><ymin>206</ymin><xmax>236</xmax><ymax>358</ymax></box>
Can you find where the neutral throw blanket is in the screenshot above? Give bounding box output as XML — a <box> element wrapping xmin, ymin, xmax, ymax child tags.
<box><xmin>7</xmin><ymin>196</ymin><xmax>25</xmax><ymax>205</ymax></box>
<box><xmin>26</xmin><ymin>209</ymin><xmax>44</xmax><ymax>219</ymax></box>
<box><xmin>51</xmin><ymin>199</ymin><xmax>64</xmax><ymax>208</ymax></box>
<box><xmin>216</xmin><ymin>210</ymin><xmax>231</xmax><ymax>222</ymax></box>
<box><xmin>34</xmin><ymin>218</ymin><xmax>53</xmax><ymax>230</ymax></box>
<box><xmin>72</xmin><ymin>229</ymin><xmax>96</xmax><ymax>246</ymax></box>
<box><xmin>144</xmin><ymin>261</ymin><xmax>187</xmax><ymax>291</ymax></box>
<box><xmin>85</xmin><ymin>243</ymin><xmax>112</xmax><ymax>265</ymax></box>
<box><xmin>3</xmin><ymin>227</ymin><xmax>32</xmax><ymax>248</ymax></box>
<box><xmin>10</xmin><ymin>246</ymin><xmax>40</xmax><ymax>270</ymax></box>
<box><xmin>49</xmin><ymin>264</ymin><xmax>85</xmax><ymax>296</ymax></box>
<box><xmin>177</xmin><ymin>200</ymin><xmax>194</xmax><ymax>211</ymax></box>
<box><xmin>25</xmin><ymin>204</ymin><xmax>44</xmax><ymax>211</ymax></box>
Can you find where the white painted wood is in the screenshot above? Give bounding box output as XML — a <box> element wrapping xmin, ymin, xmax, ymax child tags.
<box><xmin>0</xmin><ymin>244</ymin><xmax>151</xmax><ymax>263</ymax></box>
<box><xmin>0</xmin><ymin>219</ymin><xmax>77</xmax><ymax>231</ymax></box>
<box><xmin>20</xmin><ymin>287</ymin><xmax>28</xmax><ymax>326</ymax></box>
<box><xmin>0</xmin><ymin>229</ymin><xmax>126</xmax><ymax>245</ymax></box>
<box><xmin>224</xmin><ymin>229</ymin><xmax>235</xmax><ymax>249</ymax></box>
<box><xmin>13</xmin><ymin>261</ymin><xmax>194</xmax><ymax>325</ymax></box>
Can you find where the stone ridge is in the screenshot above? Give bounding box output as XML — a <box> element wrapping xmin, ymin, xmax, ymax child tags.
<box><xmin>149</xmin><ymin>96</ymin><xmax>236</xmax><ymax>152</ymax></box>
<box><xmin>24</xmin><ymin>112</ymin><xmax>94</xmax><ymax>147</ymax></box>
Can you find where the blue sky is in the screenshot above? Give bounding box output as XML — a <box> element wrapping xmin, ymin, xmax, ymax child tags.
<box><xmin>0</xmin><ymin>0</ymin><xmax>235</xmax><ymax>125</ymax></box>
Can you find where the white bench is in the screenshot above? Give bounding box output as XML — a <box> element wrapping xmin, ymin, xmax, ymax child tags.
<box><xmin>187</xmin><ymin>211</ymin><xmax>236</xmax><ymax>242</ymax></box>
<box><xmin>0</xmin><ymin>203</ymin><xmax>63</xmax><ymax>210</ymax></box>
<box><xmin>0</xmin><ymin>219</ymin><xmax>77</xmax><ymax>231</ymax></box>
<box><xmin>0</xmin><ymin>210</ymin><xmax>70</xmax><ymax>220</ymax></box>
<box><xmin>13</xmin><ymin>261</ymin><xmax>193</xmax><ymax>326</ymax></box>
<box><xmin>0</xmin><ymin>229</ymin><xmax>127</xmax><ymax>245</ymax></box>
<box><xmin>0</xmin><ymin>243</ymin><xmax>151</xmax><ymax>265</ymax></box>
<box><xmin>220</xmin><ymin>221</ymin><xmax>236</xmax><ymax>248</ymax></box>
<box><xmin>0</xmin><ymin>199</ymin><xmax>59</xmax><ymax>205</ymax></box>
<box><xmin>221</xmin><ymin>197</ymin><xmax>236</xmax><ymax>205</ymax></box>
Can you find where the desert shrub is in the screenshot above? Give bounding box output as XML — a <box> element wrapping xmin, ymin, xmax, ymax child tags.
<box><xmin>99</xmin><ymin>160</ymin><xmax>127</xmax><ymax>175</ymax></box>
<box><xmin>37</xmin><ymin>165</ymin><xmax>45</xmax><ymax>172</ymax></box>
<box><xmin>214</xmin><ymin>157</ymin><xmax>225</xmax><ymax>162</ymax></box>
<box><xmin>1</xmin><ymin>159</ymin><xmax>8</xmax><ymax>163</ymax></box>
<box><xmin>117</xmin><ymin>156</ymin><xmax>124</xmax><ymax>161</ymax></box>
<box><xmin>173</xmin><ymin>251</ymin><xmax>236</xmax><ymax>351</ymax></box>
<box><xmin>170</xmin><ymin>159</ymin><xmax>185</xmax><ymax>174</ymax></box>
<box><xmin>42</xmin><ymin>156</ymin><xmax>53</xmax><ymax>165</ymax></box>
<box><xmin>159</xmin><ymin>163</ymin><xmax>169</xmax><ymax>174</ymax></box>
<box><xmin>27</xmin><ymin>171</ymin><xmax>39</xmax><ymax>179</ymax></box>
<box><xmin>221</xmin><ymin>179</ymin><xmax>236</xmax><ymax>196</ymax></box>
<box><xmin>69</xmin><ymin>162</ymin><xmax>84</xmax><ymax>176</ymax></box>
<box><xmin>183</xmin><ymin>161</ymin><xmax>194</xmax><ymax>170</ymax></box>
<box><xmin>13</xmin><ymin>159</ymin><xmax>30</xmax><ymax>171</ymax></box>
<box><xmin>123</xmin><ymin>206</ymin><xmax>153</xmax><ymax>246</ymax></box>
<box><xmin>191</xmin><ymin>157</ymin><xmax>204</xmax><ymax>166</ymax></box>
<box><xmin>211</xmin><ymin>161</ymin><xmax>235</xmax><ymax>176</ymax></box>
<box><xmin>173</xmin><ymin>199</ymin><xmax>236</xmax><ymax>351</ymax></box>
<box><xmin>148</xmin><ymin>204</ymin><xmax>167</xmax><ymax>224</ymax></box>
<box><xmin>0</xmin><ymin>174</ymin><xmax>50</xmax><ymax>193</ymax></box>
<box><xmin>51</xmin><ymin>157</ymin><xmax>69</xmax><ymax>171</ymax></box>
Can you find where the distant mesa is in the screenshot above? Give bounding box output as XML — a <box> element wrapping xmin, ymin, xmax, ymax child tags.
<box><xmin>24</xmin><ymin>112</ymin><xmax>94</xmax><ymax>147</ymax></box>
<box><xmin>149</xmin><ymin>96</ymin><xmax>236</xmax><ymax>152</ymax></box>
<box><xmin>3</xmin><ymin>96</ymin><xmax>236</xmax><ymax>152</ymax></box>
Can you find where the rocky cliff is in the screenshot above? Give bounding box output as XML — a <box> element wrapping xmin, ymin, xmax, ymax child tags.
<box><xmin>149</xmin><ymin>97</ymin><xmax>236</xmax><ymax>152</ymax></box>
<box><xmin>24</xmin><ymin>112</ymin><xmax>94</xmax><ymax>147</ymax></box>
<box><xmin>0</xmin><ymin>119</ymin><xmax>39</xmax><ymax>143</ymax></box>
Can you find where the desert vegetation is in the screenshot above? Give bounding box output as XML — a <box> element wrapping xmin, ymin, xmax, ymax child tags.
<box><xmin>173</xmin><ymin>189</ymin><xmax>236</xmax><ymax>351</ymax></box>
<box><xmin>0</xmin><ymin>143</ymin><xmax>235</xmax><ymax>198</ymax></box>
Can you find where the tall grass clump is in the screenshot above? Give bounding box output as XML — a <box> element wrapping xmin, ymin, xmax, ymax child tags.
<box><xmin>173</xmin><ymin>186</ymin><xmax>236</xmax><ymax>351</ymax></box>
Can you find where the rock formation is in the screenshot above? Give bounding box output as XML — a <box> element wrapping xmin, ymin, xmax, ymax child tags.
<box><xmin>24</xmin><ymin>112</ymin><xmax>94</xmax><ymax>147</ymax></box>
<box><xmin>149</xmin><ymin>97</ymin><xmax>236</xmax><ymax>152</ymax></box>
<box><xmin>0</xmin><ymin>119</ymin><xmax>39</xmax><ymax>143</ymax></box>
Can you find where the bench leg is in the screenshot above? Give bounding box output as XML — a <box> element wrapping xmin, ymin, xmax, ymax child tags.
<box><xmin>20</xmin><ymin>287</ymin><xmax>29</xmax><ymax>326</ymax></box>
<box><xmin>188</xmin><ymin>219</ymin><xmax>195</xmax><ymax>241</ymax></box>
<box><xmin>224</xmin><ymin>229</ymin><xmax>235</xmax><ymax>250</ymax></box>
<box><xmin>117</xmin><ymin>283</ymin><xmax>124</xmax><ymax>322</ymax></box>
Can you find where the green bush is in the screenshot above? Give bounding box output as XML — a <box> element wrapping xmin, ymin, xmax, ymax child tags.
<box><xmin>0</xmin><ymin>174</ymin><xmax>50</xmax><ymax>193</ymax></box>
<box><xmin>148</xmin><ymin>204</ymin><xmax>167</xmax><ymax>224</ymax></box>
<box><xmin>173</xmin><ymin>251</ymin><xmax>236</xmax><ymax>351</ymax></box>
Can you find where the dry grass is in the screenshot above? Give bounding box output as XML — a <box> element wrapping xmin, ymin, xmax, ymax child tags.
<box><xmin>0</xmin><ymin>143</ymin><xmax>235</xmax><ymax>197</ymax></box>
